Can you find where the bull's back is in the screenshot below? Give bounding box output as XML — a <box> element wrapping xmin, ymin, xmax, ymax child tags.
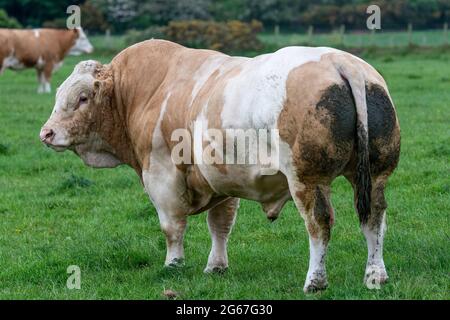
<box><xmin>9</xmin><ymin>30</ymin><xmax>42</xmax><ymax>67</ymax></box>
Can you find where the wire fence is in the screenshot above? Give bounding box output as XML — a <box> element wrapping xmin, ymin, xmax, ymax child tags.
<box><xmin>263</xmin><ymin>24</ymin><xmax>449</xmax><ymax>48</ymax></box>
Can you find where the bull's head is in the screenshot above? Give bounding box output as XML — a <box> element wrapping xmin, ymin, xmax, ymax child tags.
<box><xmin>39</xmin><ymin>60</ymin><xmax>121</xmax><ymax>168</ymax></box>
<box><xmin>69</xmin><ymin>28</ymin><xmax>94</xmax><ymax>55</ymax></box>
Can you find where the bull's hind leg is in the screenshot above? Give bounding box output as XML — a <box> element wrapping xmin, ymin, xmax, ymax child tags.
<box><xmin>346</xmin><ymin>174</ymin><xmax>390</xmax><ymax>288</ymax></box>
<box><xmin>204</xmin><ymin>198</ymin><xmax>240</xmax><ymax>273</ymax></box>
<box><xmin>290</xmin><ymin>181</ymin><xmax>334</xmax><ymax>293</ymax></box>
<box><xmin>345</xmin><ymin>83</ymin><xmax>400</xmax><ymax>288</ymax></box>
<box><xmin>362</xmin><ymin>177</ymin><xmax>389</xmax><ymax>287</ymax></box>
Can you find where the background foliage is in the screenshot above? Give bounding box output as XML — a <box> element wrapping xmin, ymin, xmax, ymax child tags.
<box><xmin>0</xmin><ymin>0</ymin><xmax>449</xmax><ymax>32</ymax></box>
<box><xmin>0</xmin><ymin>9</ymin><xmax>21</xmax><ymax>28</ymax></box>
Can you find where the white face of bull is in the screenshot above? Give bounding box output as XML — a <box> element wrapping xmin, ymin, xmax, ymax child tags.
<box><xmin>40</xmin><ymin>60</ymin><xmax>97</xmax><ymax>151</ymax></box>
<box><xmin>39</xmin><ymin>60</ymin><xmax>120</xmax><ymax>168</ymax></box>
<box><xmin>69</xmin><ymin>28</ymin><xmax>94</xmax><ymax>56</ymax></box>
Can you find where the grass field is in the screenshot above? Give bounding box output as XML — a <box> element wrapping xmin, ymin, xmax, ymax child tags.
<box><xmin>0</xmin><ymin>43</ymin><xmax>449</xmax><ymax>299</ymax></box>
<box><xmin>261</xmin><ymin>29</ymin><xmax>450</xmax><ymax>48</ymax></box>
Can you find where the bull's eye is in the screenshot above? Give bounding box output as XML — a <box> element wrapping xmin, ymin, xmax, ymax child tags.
<box><xmin>74</xmin><ymin>96</ymin><xmax>88</xmax><ymax>111</ymax></box>
<box><xmin>79</xmin><ymin>96</ymin><xmax>88</xmax><ymax>104</ymax></box>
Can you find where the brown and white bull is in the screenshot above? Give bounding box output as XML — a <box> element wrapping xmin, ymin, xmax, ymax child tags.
<box><xmin>0</xmin><ymin>27</ymin><xmax>93</xmax><ymax>93</ymax></box>
<box><xmin>39</xmin><ymin>40</ymin><xmax>400</xmax><ymax>293</ymax></box>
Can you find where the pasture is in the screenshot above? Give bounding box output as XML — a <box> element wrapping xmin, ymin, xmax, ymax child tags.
<box><xmin>261</xmin><ymin>29</ymin><xmax>450</xmax><ymax>48</ymax></box>
<box><xmin>0</xmin><ymin>40</ymin><xmax>449</xmax><ymax>299</ymax></box>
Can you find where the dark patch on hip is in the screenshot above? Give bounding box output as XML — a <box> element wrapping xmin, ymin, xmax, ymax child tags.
<box><xmin>367</xmin><ymin>84</ymin><xmax>396</xmax><ymax>141</ymax></box>
<box><xmin>316</xmin><ymin>83</ymin><xmax>356</xmax><ymax>145</ymax></box>
<box><xmin>315</xmin><ymin>82</ymin><xmax>400</xmax><ymax>177</ymax></box>
<box><xmin>366</xmin><ymin>84</ymin><xmax>400</xmax><ymax>175</ymax></box>
<box><xmin>299</xmin><ymin>142</ymin><xmax>345</xmax><ymax>179</ymax></box>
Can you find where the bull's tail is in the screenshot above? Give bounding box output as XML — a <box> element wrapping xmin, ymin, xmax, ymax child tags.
<box><xmin>335</xmin><ymin>61</ymin><xmax>371</xmax><ymax>224</ymax></box>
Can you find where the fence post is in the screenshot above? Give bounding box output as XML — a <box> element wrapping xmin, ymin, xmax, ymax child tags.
<box><xmin>339</xmin><ymin>24</ymin><xmax>346</xmax><ymax>46</ymax></box>
<box><xmin>422</xmin><ymin>34</ymin><xmax>427</xmax><ymax>46</ymax></box>
<box><xmin>444</xmin><ymin>23</ymin><xmax>448</xmax><ymax>46</ymax></box>
<box><xmin>105</xmin><ymin>29</ymin><xmax>111</xmax><ymax>49</ymax></box>
<box><xmin>307</xmin><ymin>25</ymin><xmax>314</xmax><ymax>44</ymax></box>
<box><xmin>407</xmin><ymin>23</ymin><xmax>413</xmax><ymax>46</ymax></box>
<box><xmin>274</xmin><ymin>24</ymin><xmax>280</xmax><ymax>37</ymax></box>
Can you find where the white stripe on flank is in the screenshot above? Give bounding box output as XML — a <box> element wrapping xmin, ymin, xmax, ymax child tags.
<box><xmin>221</xmin><ymin>46</ymin><xmax>336</xmax><ymax>130</ymax></box>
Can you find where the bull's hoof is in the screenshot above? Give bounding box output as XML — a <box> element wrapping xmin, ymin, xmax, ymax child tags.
<box><xmin>364</xmin><ymin>265</ymin><xmax>389</xmax><ymax>289</ymax></box>
<box><xmin>204</xmin><ymin>265</ymin><xmax>228</xmax><ymax>274</ymax></box>
<box><xmin>303</xmin><ymin>279</ymin><xmax>328</xmax><ymax>294</ymax></box>
<box><xmin>165</xmin><ymin>258</ymin><xmax>185</xmax><ymax>268</ymax></box>
<box><xmin>303</xmin><ymin>271</ymin><xmax>328</xmax><ymax>294</ymax></box>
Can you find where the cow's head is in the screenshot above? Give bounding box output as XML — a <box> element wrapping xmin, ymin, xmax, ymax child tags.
<box><xmin>39</xmin><ymin>60</ymin><xmax>121</xmax><ymax>168</ymax></box>
<box><xmin>69</xmin><ymin>28</ymin><xmax>94</xmax><ymax>55</ymax></box>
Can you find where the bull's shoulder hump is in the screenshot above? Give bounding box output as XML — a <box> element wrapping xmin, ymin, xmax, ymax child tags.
<box><xmin>113</xmin><ymin>39</ymin><xmax>184</xmax><ymax>62</ymax></box>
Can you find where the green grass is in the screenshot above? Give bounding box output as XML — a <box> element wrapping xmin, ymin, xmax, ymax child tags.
<box><xmin>88</xmin><ymin>35</ymin><xmax>128</xmax><ymax>55</ymax></box>
<box><xmin>0</xmin><ymin>46</ymin><xmax>449</xmax><ymax>299</ymax></box>
<box><xmin>260</xmin><ymin>29</ymin><xmax>450</xmax><ymax>48</ymax></box>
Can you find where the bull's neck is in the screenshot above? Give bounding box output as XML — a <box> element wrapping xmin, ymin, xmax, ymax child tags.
<box><xmin>107</xmin><ymin>41</ymin><xmax>183</xmax><ymax>176</ymax></box>
<box><xmin>103</xmin><ymin>96</ymin><xmax>142</xmax><ymax>177</ymax></box>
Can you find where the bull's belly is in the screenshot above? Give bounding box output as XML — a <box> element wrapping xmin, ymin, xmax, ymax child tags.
<box><xmin>198</xmin><ymin>164</ymin><xmax>292</xmax><ymax>218</ymax></box>
<box><xmin>3</xmin><ymin>55</ymin><xmax>26</xmax><ymax>70</ymax></box>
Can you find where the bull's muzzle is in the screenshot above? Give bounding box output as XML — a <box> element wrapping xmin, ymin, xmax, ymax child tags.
<box><xmin>39</xmin><ymin>128</ymin><xmax>55</xmax><ymax>145</ymax></box>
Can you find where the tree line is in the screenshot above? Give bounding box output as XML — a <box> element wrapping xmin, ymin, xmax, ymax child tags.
<box><xmin>0</xmin><ymin>0</ymin><xmax>449</xmax><ymax>32</ymax></box>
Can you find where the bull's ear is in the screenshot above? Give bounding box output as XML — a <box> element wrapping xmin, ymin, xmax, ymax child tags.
<box><xmin>93</xmin><ymin>77</ymin><xmax>113</xmax><ymax>106</ymax></box>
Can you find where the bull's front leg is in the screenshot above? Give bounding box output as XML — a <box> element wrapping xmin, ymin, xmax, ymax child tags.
<box><xmin>36</xmin><ymin>70</ymin><xmax>46</xmax><ymax>94</ymax></box>
<box><xmin>157</xmin><ymin>209</ymin><xmax>187</xmax><ymax>267</ymax></box>
<box><xmin>143</xmin><ymin>168</ymin><xmax>189</xmax><ymax>268</ymax></box>
<box><xmin>204</xmin><ymin>198</ymin><xmax>240</xmax><ymax>273</ymax></box>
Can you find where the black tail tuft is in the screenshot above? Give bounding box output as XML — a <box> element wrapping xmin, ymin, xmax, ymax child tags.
<box><xmin>355</xmin><ymin>121</ymin><xmax>372</xmax><ymax>224</ymax></box>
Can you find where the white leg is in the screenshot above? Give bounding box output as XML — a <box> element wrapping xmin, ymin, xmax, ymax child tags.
<box><xmin>142</xmin><ymin>163</ymin><xmax>189</xmax><ymax>267</ymax></box>
<box><xmin>37</xmin><ymin>71</ymin><xmax>45</xmax><ymax>94</ymax></box>
<box><xmin>290</xmin><ymin>182</ymin><xmax>332</xmax><ymax>293</ymax></box>
<box><xmin>157</xmin><ymin>208</ymin><xmax>187</xmax><ymax>267</ymax></box>
<box><xmin>363</xmin><ymin>212</ymin><xmax>388</xmax><ymax>288</ymax></box>
<box><xmin>44</xmin><ymin>81</ymin><xmax>51</xmax><ymax>93</ymax></box>
<box><xmin>304</xmin><ymin>236</ymin><xmax>328</xmax><ymax>291</ymax></box>
<box><xmin>204</xmin><ymin>198</ymin><xmax>239</xmax><ymax>273</ymax></box>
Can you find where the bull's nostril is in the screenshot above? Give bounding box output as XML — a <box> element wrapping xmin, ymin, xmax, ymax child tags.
<box><xmin>40</xmin><ymin>128</ymin><xmax>55</xmax><ymax>143</ymax></box>
<box><xmin>45</xmin><ymin>130</ymin><xmax>54</xmax><ymax>139</ymax></box>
